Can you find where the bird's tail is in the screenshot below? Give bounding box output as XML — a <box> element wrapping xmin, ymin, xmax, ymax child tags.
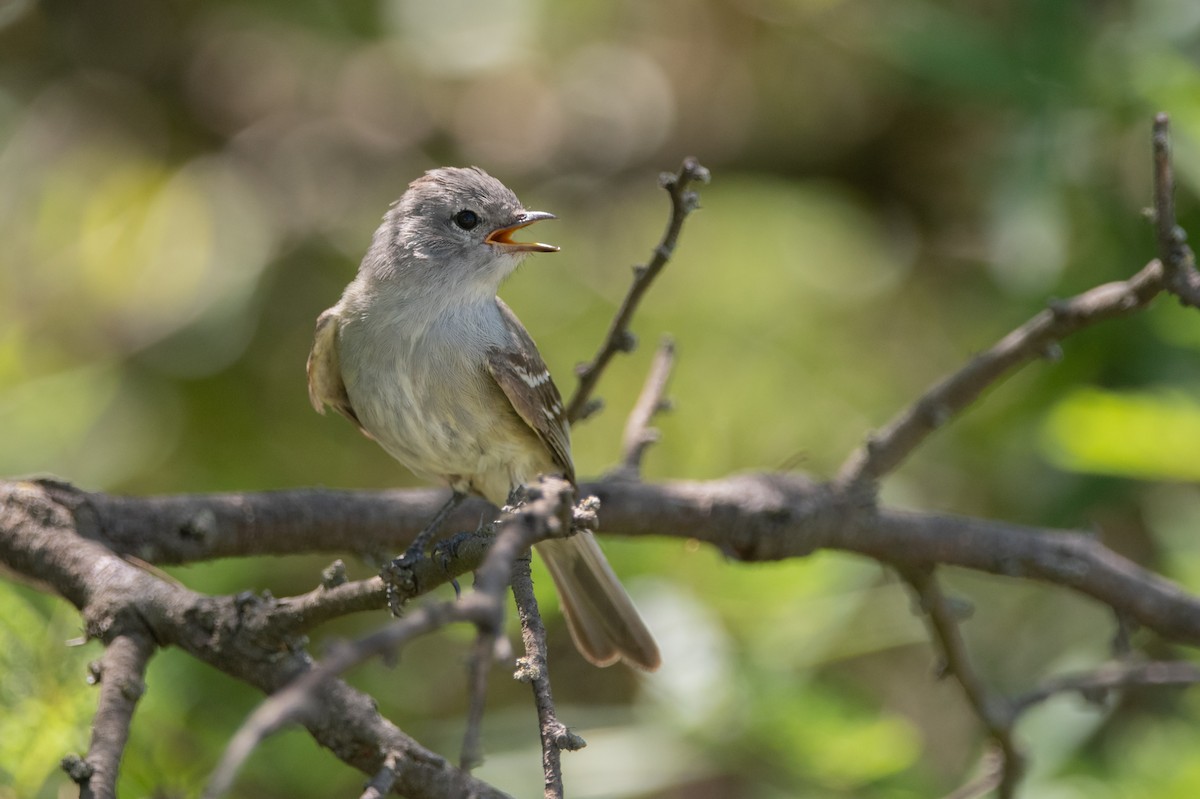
<box><xmin>535</xmin><ymin>532</ymin><xmax>661</xmax><ymax>670</ymax></box>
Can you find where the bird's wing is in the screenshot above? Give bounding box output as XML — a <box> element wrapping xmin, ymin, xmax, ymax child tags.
<box><xmin>485</xmin><ymin>299</ymin><xmax>575</xmax><ymax>483</ymax></box>
<box><xmin>307</xmin><ymin>308</ymin><xmax>365</xmax><ymax>431</ymax></box>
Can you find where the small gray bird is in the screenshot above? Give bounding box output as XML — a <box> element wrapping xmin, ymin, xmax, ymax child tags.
<box><xmin>307</xmin><ymin>166</ymin><xmax>660</xmax><ymax>670</ymax></box>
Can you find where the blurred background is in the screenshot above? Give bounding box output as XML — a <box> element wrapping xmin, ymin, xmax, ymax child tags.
<box><xmin>4</xmin><ymin>0</ymin><xmax>1200</xmax><ymax>796</ymax></box>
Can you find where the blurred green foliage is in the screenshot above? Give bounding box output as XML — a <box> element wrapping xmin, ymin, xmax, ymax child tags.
<box><xmin>3</xmin><ymin>0</ymin><xmax>1200</xmax><ymax>797</ymax></box>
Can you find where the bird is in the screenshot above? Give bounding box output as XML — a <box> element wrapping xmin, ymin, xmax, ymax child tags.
<box><xmin>307</xmin><ymin>166</ymin><xmax>660</xmax><ymax>670</ymax></box>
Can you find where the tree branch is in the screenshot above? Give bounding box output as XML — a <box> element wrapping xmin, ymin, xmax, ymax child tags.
<box><xmin>512</xmin><ymin>552</ymin><xmax>586</xmax><ymax>799</ymax></box>
<box><xmin>74</xmin><ymin>632</ymin><xmax>156</xmax><ymax>799</ymax></box>
<box><xmin>836</xmin><ymin>258</ymin><xmax>1167</xmax><ymax>489</ymax></box>
<box><xmin>565</xmin><ymin>158</ymin><xmax>708</xmax><ymax>423</ymax></box>
<box><xmin>1012</xmin><ymin>659</ymin><xmax>1200</xmax><ymax>715</ymax></box>
<box><xmin>837</xmin><ymin>114</ymin><xmax>1197</xmax><ymax>491</ymax></box>
<box><xmin>902</xmin><ymin>567</ymin><xmax>1023</xmax><ymax>798</ymax></box>
<box><xmin>202</xmin><ymin>478</ymin><xmax>577</xmax><ymax>798</ymax></box>
<box><xmin>0</xmin><ymin>480</ymin><xmax>513</xmax><ymax>799</ymax></box>
<box><xmin>16</xmin><ymin>474</ymin><xmax>1200</xmax><ymax>649</ymax></box>
<box><xmin>613</xmin><ymin>335</ymin><xmax>676</xmax><ymax>479</ymax></box>
<box><xmin>1152</xmin><ymin>113</ymin><xmax>1200</xmax><ymax>307</ymax></box>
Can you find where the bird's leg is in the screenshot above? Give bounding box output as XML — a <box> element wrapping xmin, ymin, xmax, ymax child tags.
<box><xmin>382</xmin><ymin>491</ymin><xmax>466</xmax><ymax>615</ymax></box>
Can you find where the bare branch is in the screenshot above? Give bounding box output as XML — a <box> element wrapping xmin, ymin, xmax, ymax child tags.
<box><xmin>866</xmin><ymin>508</ymin><xmax>1200</xmax><ymax>649</ymax></box>
<box><xmin>837</xmin><ymin>113</ymin><xmax>1199</xmax><ymax>491</ymax></box>
<box><xmin>1152</xmin><ymin>113</ymin><xmax>1200</xmax><ymax>307</ymax></box>
<box><xmin>270</xmin><ymin>576</ymin><xmax>387</xmax><ymax>632</ymax></box>
<box><xmin>615</xmin><ymin>335</ymin><xmax>676</xmax><ymax>478</ymax></box>
<box><xmin>75</xmin><ymin>632</ymin><xmax>156</xmax><ymax>799</ymax></box>
<box><xmin>836</xmin><ymin>258</ymin><xmax>1167</xmax><ymax>489</ymax></box>
<box><xmin>264</xmin><ymin>521</ymin><xmax>508</xmax><ymax>636</ymax></box>
<box><xmin>566</xmin><ymin>158</ymin><xmax>709</xmax><ymax>423</ymax></box>
<box><xmin>0</xmin><ymin>481</ymin><xmax>512</xmax><ymax>799</ymax></box>
<box><xmin>203</xmin><ymin>478</ymin><xmax>577</xmax><ymax>797</ymax></box>
<box><xmin>512</xmin><ymin>552</ymin><xmax>586</xmax><ymax>799</ymax></box>
<box><xmin>459</xmin><ymin>479</ymin><xmax>577</xmax><ymax>769</ymax></box>
<box><xmin>1012</xmin><ymin>659</ymin><xmax>1200</xmax><ymax>714</ymax></box>
<box><xmin>17</xmin><ymin>475</ymin><xmax>1200</xmax><ymax>650</ymax></box>
<box><xmin>902</xmin><ymin>567</ymin><xmax>1024</xmax><ymax>798</ymax></box>
<box><xmin>202</xmin><ymin>596</ymin><xmax>491</xmax><ymax>799</ymax></box>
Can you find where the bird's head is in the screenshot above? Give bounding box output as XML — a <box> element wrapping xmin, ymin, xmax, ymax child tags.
<box><xmin>378</xmin><ymin>166</ymin><xmax>558</xmax><ymax>298</ymax></box>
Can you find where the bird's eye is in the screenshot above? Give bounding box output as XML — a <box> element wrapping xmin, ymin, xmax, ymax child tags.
<box><xmin>453</xmin><ymin>209</ymin><xmax>480</xmax><ymax>230</ymax></box>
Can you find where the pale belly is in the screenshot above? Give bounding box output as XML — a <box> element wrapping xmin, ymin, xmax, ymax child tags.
<box><xmin>340</xmin><ymin>322</ymin><xmax>554</xmax><ymax>505</ymax></box>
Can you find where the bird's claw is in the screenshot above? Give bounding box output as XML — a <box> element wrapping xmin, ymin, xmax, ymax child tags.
<box><xmin>381</xmin><ymin>546</ymin><xmax>424</xmax><ymax>616</ymax></box>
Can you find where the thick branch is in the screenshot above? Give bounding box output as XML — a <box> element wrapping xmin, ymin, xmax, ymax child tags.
<box><xmin>14</xmin><ymin>475</ymin><xmax>1200</xmax><ymax>650</ymax></box>
<box><xmin>0</xmin><ymin>481</ymin><xmax>510</xmax><ymax>799</ymax></box>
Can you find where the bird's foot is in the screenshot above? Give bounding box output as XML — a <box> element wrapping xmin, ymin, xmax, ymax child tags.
<box><xmin>380</xmin><ymin>493</ymin><xmax>468</xmax><ymax>614</ymax></box>
<box><xmin>381</xmin><ymin>542</ymin><xmax>426</xmax><ymax>616</ymax></box>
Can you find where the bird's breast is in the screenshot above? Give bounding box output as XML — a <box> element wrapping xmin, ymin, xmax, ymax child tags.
<box><xmin>336</xmin><ymin>306</ymin><xmax>548</xmax><ymax>501</ymax></box>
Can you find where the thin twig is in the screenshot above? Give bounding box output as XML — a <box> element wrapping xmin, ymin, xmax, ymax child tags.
<box><xmin>565</xmin><ymin>158</ymin><xmax>709</xmax><ymax>423</ymax></box>
<box><xmin>1012</xmin><ymin>659</ymin><xmax>1200</xmax><ymax>714</ymax></box>
<box><xmin>616</xmin><ymin>336</ymin><xmax>676</xmax><ymax>477</ymax></box>
<box><xmin>512</xmin><ymin>552</ymin><xmax>586</xmax><ymax>799</ymax></box>
<box><xmin>901</xmin><ymin>567</ymin><xmax>1024</xmax><ymax>799</ymax></box>
<box><xmin>75</xmin><ymin>632</ymin><xmax>157</xmax><ymax>799</ymax></box>
<box><xmin>1151</xmin><ymin>113</ymin><xmax>1200</xmax><ymax>306</ymax></box>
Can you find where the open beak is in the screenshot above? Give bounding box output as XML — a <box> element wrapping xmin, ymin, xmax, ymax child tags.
<box><xmin>485</xmin><ymin>211</ymin><xmax>559</xmax><ymax>253</ymax></box>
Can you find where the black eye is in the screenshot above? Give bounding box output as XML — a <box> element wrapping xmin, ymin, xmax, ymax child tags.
<box><xmin>453</xmin><ymin>209</ymin><xmax>480</xmax><ymax>230</ymax></box>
